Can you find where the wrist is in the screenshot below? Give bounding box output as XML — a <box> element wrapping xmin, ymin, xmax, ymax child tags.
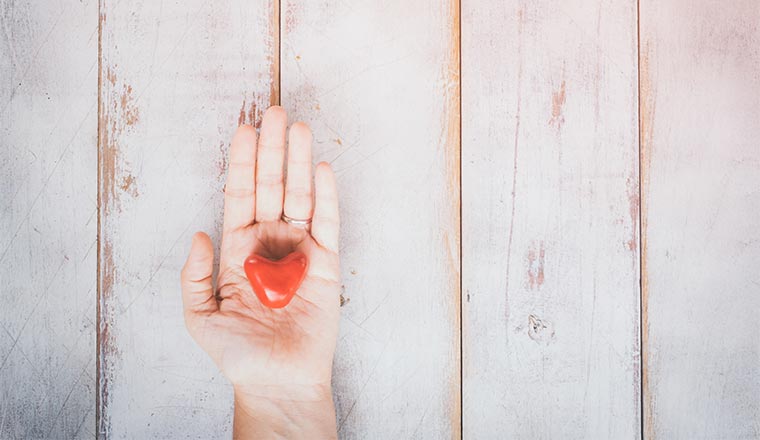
<box><xmin>233</xmin><ymin>382</ymin><xmax>333</xmax><ymax>404</ymax></box>
<box><xmin>233</xmin><ymin>383</ymin><xmax>337</xmax><ymax>439</ymax></box>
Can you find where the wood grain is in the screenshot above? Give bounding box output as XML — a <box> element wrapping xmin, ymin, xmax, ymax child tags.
<box><xmin>461</xmin><ymin>1</ymin><xmax>641</xmax><ymax>437</ymax></box>
<box><xmin>281</xmin><ymin>0</ymin><xmax>461</xmax><ymax>437</ymax></box>
<box><xmin>0</xmin><ymin>1</ymin><xmax>97</xmax><ymax>437</ymax></box>
<box><xmin>640</xmin><ymin>1</ymin><xmax>760</xmax><ymax>438</ymax></box>
<box><xmin>98</xmin><ymin>0</ymin><xmax>277</xmax><ymax>437</ymax></box>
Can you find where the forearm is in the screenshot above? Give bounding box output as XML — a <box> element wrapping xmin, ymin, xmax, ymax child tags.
<box><xmin>233</xmin><ymin>384</ymin><xmax>337</xmax><ymax>439</ymax></box>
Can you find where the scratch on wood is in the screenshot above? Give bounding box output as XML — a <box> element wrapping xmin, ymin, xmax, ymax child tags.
<box><xmin>337</xmin><ymin>338</ymin><xmax>392</xmax><ymax>433</ymax></box>
<box><xmin>504</xmin><ymin>6</ymin><xmax>525</xmax><ymax>332</ymax></box>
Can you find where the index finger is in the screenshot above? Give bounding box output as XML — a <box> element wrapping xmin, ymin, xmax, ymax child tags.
<box><xmin>223</xmin><ymin>124</ymin><xmax>258</xmax><ymax>231</ymax></box>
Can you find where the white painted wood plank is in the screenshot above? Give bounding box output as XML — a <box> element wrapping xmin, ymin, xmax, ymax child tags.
<box><xmin>462</xmin><ymin>1</ymin><xmax>640</xmax><ymax>437</ymax></box>
<box><xmin>98</xmin><ymin>1</ymin><xmax>276</xmax><ymax>437</ymax></box>
<box><xmin>281</xmin><ymin>1</ymin><xmax>461</xmax><ymax>438</ymax></box>
<box><xmin>0</xmin><ymin>1</ymin><xmax>98</xmax><ymax>438</ymax></box>
<box><xmin>641</xmin><ymin>1</ymin><xmax>760</xmax><ymax>438</ymax></box>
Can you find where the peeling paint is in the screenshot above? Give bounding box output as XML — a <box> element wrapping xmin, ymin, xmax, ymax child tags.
<box><xmin>549</xmin><ymin>80</ymin><xmax>566</xmax><ymax>129</ymax></box>
<box><xmin>284</xmin><ymin>2</ymin><xmax>300</xmax><ymax>34</ymax></box>
<box><xmin>639</xmin><ymin>37</ymin><xmax>655</xmax><ymax>440</ymax></box>
<box><xmin>101</xmin><ymin>67</ymin><xmax>140</xmax><ymax>215</ymax></box>
<box><xmin>99</xmin><ymin>61</ymin><xmax>139</xmax><ymax>437</ymax></box>
<box><xmin>118</xmin><ymin>174</ymin><xmax>139</xmax><ymax>198</ymax></box>
<box><xmin>216</xmin><ymin>140</ymin><xmax>228</xmax><ymax>181</ymax></box>
<box><xmin>238</xmin><ymin>96</ymin><xmax>261</xmax><ymax>127</ymax></box>
<box><xmin>442</xmin><ymin>0</ymin><xmax>461</xmax><ymax>436</ymax></box>
<box><xmin>527</xmin><ymin>241</ymin><xmax>545</xmax><ymax>289</ymax></box>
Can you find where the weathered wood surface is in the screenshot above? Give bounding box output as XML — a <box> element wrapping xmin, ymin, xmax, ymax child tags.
<box><xmin>4</xmin><ymin>0</ymin><xmax>760</xmax><ymax>438</ymax></box>
<box><xmin>98</xmin><ymin>0</ymin><xmax>277</xmax><ymax>437</ymax></box>
<box><xmin>281</xmin><ymin>1</ymin><xmax>461</xmax><ymax>438</ymax></box>
<box><xmin>461</xmin><ymin>1</ymin><xmax>641</xmax><ymax>437</ymax></box>
<box><xmin>0</xmin><ymin>1</ymin><xmax>97</xmax><ymax>438</ymax></box>
<box><xmin>640</xmin><ymin>1</ymin><xmax>760</xmax><ymax>438</ymax></box>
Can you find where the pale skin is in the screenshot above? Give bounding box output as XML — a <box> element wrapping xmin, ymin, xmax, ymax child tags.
<box><xmin>180</xmin><ymin>106</ymin><xmax>341</xmax><ymax>439</ymax></box>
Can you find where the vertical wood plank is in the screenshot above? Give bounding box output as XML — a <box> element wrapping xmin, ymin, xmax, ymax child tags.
<box><xmin>0</xmin><ymin>1</ymin><xmax>97</xmax><ymax>437</ymax></box>
<box><xmin>98</xmin><ymin>1</ymin><xmax>276</xmax><ymax>437</ymax></box>
<box><xmin>641</xmin><ymin>1</ymin><xmax>760</xmax><ymax>437</ymax></box>
<box><xmin>281</xmin><ymin>1</ymin><xmax>461</xmax><ymax>437</ymax></box>
<box><xmin>461</xmin><ymin>1</ymin><xmax>641</xmax><ymax>437</ymax></box>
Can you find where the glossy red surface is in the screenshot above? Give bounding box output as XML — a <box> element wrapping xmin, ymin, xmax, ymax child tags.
<box><xmin>243</xmin><ymin>251</ymin><xmax>308</xmax><ymax>309</ymax></box>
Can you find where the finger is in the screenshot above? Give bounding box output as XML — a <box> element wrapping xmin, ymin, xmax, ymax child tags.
<box><xmin>255</xmin><ymin>106</ymin><xmax>287</xmax><ymax>222</ymax></box>
<box><xmin>180</xmin><ymin>232</ymin><xmax>218</xmax><ymax>315</ymax></box>
<box><xmin>223</xmin><ymin>125</ymin><xmax>258</xmax><ymax>231</ymax></box>
<box><xmin>284</xmin><ymin>122</ymin><xmax>314</xmax><ymax>222</ymax></box>
<box><xmin>311</xmin><ymin>162</ymin><xmax>340</xmax><ymax>253</ymax></box>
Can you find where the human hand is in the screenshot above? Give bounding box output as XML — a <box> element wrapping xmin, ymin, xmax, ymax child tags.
<box><xmin>180</xmin><ymin>106</ymin><xmax>340</xmax><ymax>438</ymax></box>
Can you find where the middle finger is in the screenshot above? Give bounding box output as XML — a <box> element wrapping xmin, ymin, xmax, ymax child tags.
<box><xmin>255</xmin><ymin>106</ymin><xmax>287</xmax><ymax>222</ymax></box>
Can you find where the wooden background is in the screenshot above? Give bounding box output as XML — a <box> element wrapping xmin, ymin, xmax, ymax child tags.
<box><xmin>1</xmin><ymin>0</ymin><xmax>758</xmax><ymax>438</ymax></box>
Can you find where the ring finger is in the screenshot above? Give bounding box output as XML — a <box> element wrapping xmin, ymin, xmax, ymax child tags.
<box><xmin>283</xmin><ymin>121</ymin><xmax>314</xmax><ymax>223</ymax></box>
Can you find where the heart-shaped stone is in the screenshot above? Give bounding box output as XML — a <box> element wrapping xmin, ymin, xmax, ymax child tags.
<box><xmin>243</xmin><ymin>251</ymin><xmax>308</xmax><ymax>309</ymax></box>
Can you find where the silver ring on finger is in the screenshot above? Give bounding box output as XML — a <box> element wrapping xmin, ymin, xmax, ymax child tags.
<box><xmin>282</xmin><ymin>213</ymin><xmax>312</xmax><ymax>229</ymax></box>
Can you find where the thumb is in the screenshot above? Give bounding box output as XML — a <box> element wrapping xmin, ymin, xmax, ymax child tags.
<box><xmin>180</xmin><ymin>231</ymin><xmax>217</xmax><ymax>315</ymax></box>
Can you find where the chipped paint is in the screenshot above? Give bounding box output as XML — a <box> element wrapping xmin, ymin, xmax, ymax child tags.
<box><xmin>626</xmin><ymin>175</ymin><xmax>639</xmax><ymax>252</ymax></box>
<box><xmin>238</xmin><ymin>95</ymin><xmax>261</xmax><ymax>127</ymax></box>
<box><xmin>99</xmin><ymin>48</ymin><xmax>140</xmax><ymax>440</ymax></box>
<box><xmin>101</xmin><ymin>66</ymin><xmax>140</xmax><ymax>215</ymax></box>
<box><xmin>639</xmin><ymin>36</ymin><xmax>655</xmax><ymax>440</ymax></box>
<box><xmin>527</xmin><ymin>242</ymin><xmax>545</xmax><ymax>289</ymax></box>
<box><xmin>118</xmin><ymin>174</ymin><xmax>139</xmax><ymax>198</ymax></box>
<box><xmin>96</xmin><ymin>0</ymin><xmax>281</xmax><ymax>437</ymax></box>
<box><xmin>284</xmin><ymin>2</ymin><xmax>300</xmax><ymax>34</ymax></box>
<box><xmin>270</xmin><ymin>0</ymin><xmax>280</xmax><ymax>106</ymax></box>
<box><xmin>549</xmin><ymin>80</ymin><xmax>566</xmax><ymax>129</ymax></box>
<box><xmin>216</xmin><ymin>140</ymin><xmax>228</xmax><ymax>181</ymax></box>
<box><xmin>442</xmin><ymin>0</ymin><xmax>461</xmax><ymax>436</ymax></box>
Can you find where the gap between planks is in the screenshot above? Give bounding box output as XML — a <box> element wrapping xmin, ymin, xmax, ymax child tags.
<box><xmin>636</xmin><ymin>0</ymin><xmax>649</xmax><ymax>438</ymax></box>
<box><xmin>95</xmin><ymin>0</ymin><xmax>103</xmax><ymax>435</ymax></box>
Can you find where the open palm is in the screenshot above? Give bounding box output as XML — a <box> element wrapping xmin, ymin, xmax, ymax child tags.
<box><xmin>180</xmin><ymin>106</ymin><xmax>341</xmax><ymax>395</ymax></box>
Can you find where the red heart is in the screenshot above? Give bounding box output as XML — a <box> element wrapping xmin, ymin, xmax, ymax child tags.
<box><xmin>243</xmin><ymin>251</ymin><xmax>308</xmax><ymax>309</ymax></box>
